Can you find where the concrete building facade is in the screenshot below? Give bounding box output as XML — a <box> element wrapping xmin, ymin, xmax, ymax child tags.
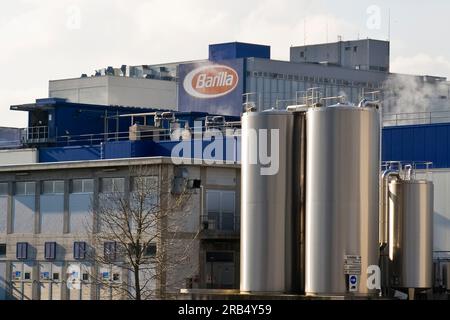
<box><xmin>49</xmin><ymin>76</ymin><xmax>177</xmax><ymax>110</ymax></box>
<box><xmin>0</xmin><ymin>158</ymin><xmax>240</xmax><ymax>300</ymax></box>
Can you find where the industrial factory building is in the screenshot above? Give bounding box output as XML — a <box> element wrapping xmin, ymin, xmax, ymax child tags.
<box><xmin>49</xmin><ymin>39</ymin><xmax>450</xmax><ymax>117</ymax></box>
<box><xmin>1</xmin><ymin>39</ymin><xmax>450</xmax><ymax>300</ymax></box>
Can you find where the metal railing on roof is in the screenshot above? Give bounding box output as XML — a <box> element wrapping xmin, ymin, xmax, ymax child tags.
<box><xmin>18</xmin><ymin>123</ymin><xmax>243</xmax><ymax>147</ymax></box>
<box><xmin>383</xmin><ymin>110</ymin><xmax>450</xmax><ymax>126</ymax></box>
<box><xmin>21</xmin><ymin>126</ymin><xmax>49</xmax><ymax>144</ymax></box>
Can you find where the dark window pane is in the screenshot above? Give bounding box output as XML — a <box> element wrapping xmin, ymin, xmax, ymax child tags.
<box><xmin>145</xmin><ymin>244</ymin><xmax>157</xmax><ymax>257</ymax></box>
<box><xmin>16</xmin><ymin>242</ymin><xmax>28</xmax><ymax>260</ymax></box>
<box><xmin>44</xmin><ymin>242</ymin><xmax>56</xmax><ymax>260</ymax></box>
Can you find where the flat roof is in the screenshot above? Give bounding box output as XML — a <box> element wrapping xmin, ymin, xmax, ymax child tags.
<box><xmin>0</xmin><ymin>156</ymin><xmax>240</xmax><ymax>173</ymax></box>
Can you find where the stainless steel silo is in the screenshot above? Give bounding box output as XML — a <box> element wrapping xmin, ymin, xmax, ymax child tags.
<box><xmin>240</xmin><ymin>110</ymin><xmax>294</xmax><ymax>293</ymax></box>
<box><xmin>305</xmin><ymin>104</ymin><xmax>381</xmax><ymax>296</ymax></box>
<box><xmin>388</xmin><ymin>179</ymin><xmax>434</xmax><ymax>289</ymax></box>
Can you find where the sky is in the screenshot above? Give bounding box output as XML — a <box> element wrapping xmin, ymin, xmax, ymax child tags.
<box><xmin>1</xmin><ymin>0</ymin><xmax>450</xmax><ymax>127</ymax></box>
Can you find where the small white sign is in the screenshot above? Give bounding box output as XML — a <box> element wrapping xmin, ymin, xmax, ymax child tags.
<box><xmin>344</xmin><ymin>255</ymin><xmax>362</xmax><ymax>275</ymax></box>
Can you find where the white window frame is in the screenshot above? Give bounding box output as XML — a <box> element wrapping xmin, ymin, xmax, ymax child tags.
<box><xmin>101</xmin><ymin>178</ymin><xmax>125</xmax><ymax>193</ymax></box>
<box><xmin>42</xmin><ymin>180</ymin><xmax>64</xmax><ymax>195</ymax></box>
<box><xmin>15</xmin><ymin>182</ymin><xmax>36</xmax><ymax>196</ymax></box>
<box><xmin>71</xmin><ymin>179</ymin><xmax>94</xmax><ymax>194</ymax></box>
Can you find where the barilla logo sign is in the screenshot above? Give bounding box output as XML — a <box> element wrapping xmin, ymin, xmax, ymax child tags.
<box><xmin>183</xmin><ymin>64</ymin><xmax>239</xmax><ymax>99</ymax></box>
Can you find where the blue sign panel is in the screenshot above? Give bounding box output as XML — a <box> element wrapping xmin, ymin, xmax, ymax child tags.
<box><xmin>178</xmin><ymin>59</ymin><xmax>245</xmax><ymax>116</ymax></box>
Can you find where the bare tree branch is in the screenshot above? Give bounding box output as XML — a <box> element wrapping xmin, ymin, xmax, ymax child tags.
<box><xmin>83</xmin><ymin>164</ymin><xmax>196</xmax><ymax>300</ymax></box>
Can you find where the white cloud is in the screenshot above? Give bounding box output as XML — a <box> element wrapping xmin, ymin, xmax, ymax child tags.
<box><xmin>391</xmin><ymin>54</ymin><xmax>450</xmax><ymax>79</ymax></box>
<box><xmin>1</xmin><ymin>0</ymin><xmax>449</xmax><ymax>128</ymax></box>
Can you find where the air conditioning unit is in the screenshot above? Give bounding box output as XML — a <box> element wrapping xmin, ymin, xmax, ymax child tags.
<box><xmin>129</xmin><ymin>124</ymin><xmax>163</xmax><ymax>142</ymax></box>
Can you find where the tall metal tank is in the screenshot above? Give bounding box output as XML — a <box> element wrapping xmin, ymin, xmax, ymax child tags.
<box><xmin>240</xmin><ymin>110</ymin><xmax>294</xmax><ymax>293</ymax></box>
<box><xmin>388</xmin><ymin>179</ymin><xmax>434</xmax><ymax>289</ymax></box>
<box><xmin>305</xmin><ymin>103</ymin><xmax>381</xmax><ymax>296</ymax></box>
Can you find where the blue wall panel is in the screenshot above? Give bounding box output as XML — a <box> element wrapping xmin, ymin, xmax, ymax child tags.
<box><xmin>104</xmin><ymin>141</ymin><xmax>154</xmax><ymax>159</ymax></box>
<box><xmin>35</xmin><ymin>122</ymin><xmax>450</xmax><ymax>169</ymax></box>
<box><xmin>383</xmin><ymin>123</ymin><xmax>450</xmax><ymax>168</ymax></box>
<box><xmin>39</xmin><ymin>145</ymin><xmax>101</xmax><ymax>163</ymax></box>
<box><xmin>435</xmin><ymin>126</ymin><xmax>447</xmax><ymax>168</ymax></box>
<box><xmin>209</xmin><ymin>42</ymin><xmax>271</xmax><ymax>61</ymax></box>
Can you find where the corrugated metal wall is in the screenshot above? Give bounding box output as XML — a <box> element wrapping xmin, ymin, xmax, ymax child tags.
<box><xmin>39</xmin><ymin>145</ymin><xmax>101</xmax><ymax>162</ymax></box>
<box><xmin>383</xmin><ymin>123</ymin><xmax>450</xmax><ymax>168</ymax></box>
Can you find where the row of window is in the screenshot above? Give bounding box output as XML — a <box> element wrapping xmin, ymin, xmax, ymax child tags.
<box><xmin>0</xmin><ymin>177</ymin><xmax>155</xmax><ymax>196</ymax></box>
<box><xmin>0</xmin><ymin>241</ymin><xmax>157</xmax><ymax>261</ymax></box>
<box><xmin>246</xmin><ymin>70</ymin><xmax>382</xmax><ymax>89</ymax></box>
<box><xmin>0</xmin><ymin>180</ymin><xmax>92</xmax><ymax>196</ymax></box>
<box><xmin>14</xmin><ymin>242</ymin><xmax>85</xmax><ymax>260</ymax></box>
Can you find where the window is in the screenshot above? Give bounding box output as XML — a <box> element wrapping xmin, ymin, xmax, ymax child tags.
<box><xmin>132</xmin><ymin>176</ymin><xmax>157</xmax><ymax>192</ymax></box>
<box><xmin>353</xmin><ymin>46</ymin><xmax>358</xmax><ymax>52</ymax></box>
<box><xmin>43</xmin><ymin>180</ymin><xmax>64</xmax><ymax>194</ymax></box>
<box><xmin>112</xmin><ymin>273</ymin><xmax>120</xmax><ymax>281</ymax></box>
<box><xmin>53</xmin><ymin>273</ymin><xmax>60</xmax><ymax>281</ymax></box>
<box><xmin>0</xmin><ymin>244</ymin><xmax>6</xmax><ymax>256</ymax></box>
<box><xmin>73</xmin><ymin>242</ymin><xmax>86</xmax><ymax>260</ymax></box>
<box><xmin>82</xmin><ymin>273</ymin><xmax>89</xmax><ymax>281</ymax></box>
<box><xmin>24</xmin><ymin>272</ymin><xmax>31</xmax><ymax>280</ymax></box>
<box><xmin>44</xmin><ymin>242</ymin><xmax>56</xmax><ymax>260</ymax></box>
<box><xmin>0</xmin><ymin>183</ymin><xmax>8</xmax><ymax>195</ymax></box>
<box><xmin>145</xmin><ymin>244</ymin><xmax>157</xmax><ymax>257</ymax></box>
<box><xmin>300</xmin><ymin>51</ymin><xmax>305</xmax><ymax>58</ymax></box>
<box><xmin>206</xmin><ymin>190</ymin><xmax>236</xmax><ymax>231</ymax></box>
<box><xmin>104</xmin><ymin>242</ymin><xmax>117</xmax><ymax>261</ymax></box>
<box><xmin>15</xmin><ymin>182</ymin><xmax>35</xmax><ymax>195</ymax></box>
<box><xmin>102</xmin><ymin>178</ymin><xmax>125</xmax><ymax>193</ymax></box>
<box><xmin>72</xmin><ymin>179</ymin><xmax>94</xmax><ymax>194</ymax></box>
<box><xmin>16</xmin><ymin>242</ymin><xmax>28</xmax><ymax>260</ymax></box>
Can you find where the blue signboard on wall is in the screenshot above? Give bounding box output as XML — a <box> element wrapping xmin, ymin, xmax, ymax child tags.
<box><xmin>178</xmin><ymin>59</ymin><xmax>245</xmax><ymax>116</ymax></box>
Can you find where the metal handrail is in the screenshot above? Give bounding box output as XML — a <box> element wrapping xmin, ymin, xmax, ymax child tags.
<box><xmin>17</xmin><ymin>124</ymin><xmax>243</xmax><ymax>147</ymax></box>
<box><xmin>383</xmin><ymin>110</ymin><xmax>450</xmax><ymax>126</ymax></box>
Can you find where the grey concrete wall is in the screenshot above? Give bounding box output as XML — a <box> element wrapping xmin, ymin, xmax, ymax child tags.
<box><xmin>49</xmin><ymin>76</ymin><xmax>177</xmax><ymax>110</ymax></box>
<box><xmin>0</xmin><ymin>160</ymin><xmax>241</xmax><ymax>299</ymax></box>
